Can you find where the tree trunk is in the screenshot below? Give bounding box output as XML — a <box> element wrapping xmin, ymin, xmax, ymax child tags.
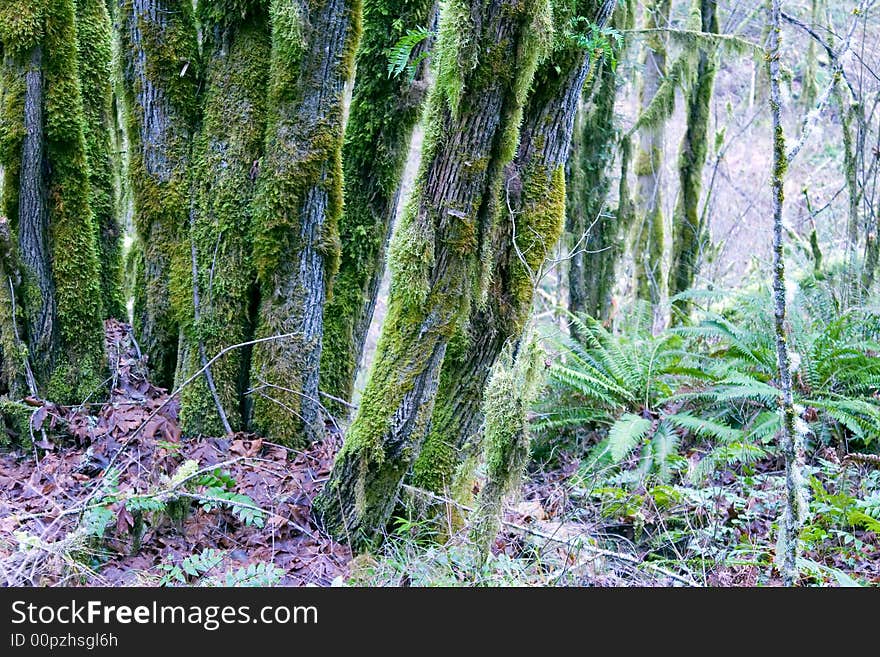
<box><xmin>313</xmin><ymin>0</ymin><xmax>551</xmax><ymax>546</ymax></box>
<box><xmin>320</xmin><ymin>0</ymin><xmax>436</xmax><ymax>417</ymax></box>
<box><xmin>767</xmin><ymin>0</ymin><xmax>804</xmax><ymax>587</ymax></box>
<box><xmin>14</xmin><ymin>45</ymin><xmax>57</xmax><ymax>378</ymax></box>
<box><xmin>176</xmin><ymin>3</ymin><xmax>271</xmax><ymax>436</ymax></box>
<box><xmin>412</xmin><ymin>0</ymin><xmax>618</xmax><ymax>497</ymax></box>
<box><xmin>249</xmin><ymin>0</ymin><xmax>361</xmax><ymax>445</ymax></box>
<box><xmin>800</xmin><ymin>0</ymin><xmax>820</xmax><ymax>111</ymax></box>
<box><xmin>0</xmin><ymin>0</ymin><xmax>107</xmax><ymax>402</ymax></box>
<box><xmin>117</xmin><ymin>0</ymin><xmax>199</xmax><ymax>389</ymax></box>
<box><xmin>669</xmin><ymin>0</ymin><xmax>718</xmax><ymax>319</ymax></box>
<box><xmin>76</xmin><ymin>0</ymin><xmax>124</xmax><ymax>319</ymax></box>
<box><xmin>566</xmin><ymin>1</ymin><xmax>633</xmax><ymax>321</ymax></box>
<box><xmin>632</xmin><ymin>0</ymin><xmax>670</xmax><ymax>320</ymax></box>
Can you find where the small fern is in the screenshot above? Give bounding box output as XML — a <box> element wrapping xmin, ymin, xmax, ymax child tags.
<box><xmin>217</xmin><ymin>562</ymin><xmax>284</xmax><ymax>587</ymax></box>
<box><xmin>160</xmin><ymin>548</ymin><xmax>225</xmax><ymax>585</ymax></box>
<box><xmin>386</xmin><ymin>27</ymin><xmax>432</xmax><ymax>81</ymax></box>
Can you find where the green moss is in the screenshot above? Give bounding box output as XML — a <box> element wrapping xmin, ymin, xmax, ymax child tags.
<box><xmin>249</xmin><ymin>0</ymin><xmax>361</xmax><ymax>445</ymax></box>
<box><xmin>567</xmin><ymin>38</ymin><xmax>623</xmax><ymax>319</ymax></box>
<box><xmin>321</xmin><ymin>0</ymin><xmax>437</xmax><ymax>414</ymax></box>
<box><xmin>0</xmin><ymin>397</ymin><xmax>32</xmax><ymax>448</ymax></box>
<box><xmin>0</xmin><ymin>0</ymin><xmax>108</xmax><ymax>402</ymax></box>
<box><xmin>118</xmin><ymin>0</ymin><xmax>199</xmax><ymax>389</ymax></box>
<box><xmin>469</xmin><ymin>337</ymin><xmax>542</xmax><ymax>560</ymax></box>
<box><xmin>314</xmin><ymin>0</ymin><xmax>553</xmax><ymax>545</ymax></box>
<box><xmin>177</xmin><ymin>6</ymin><xmax>270</xmax><ymax>436</ymax></box>
<box><xmin>0</xmin><ymin>1</ymin><xmax>46</xmax><ymax>56</ymax></box>
<box><xmin>76</xmin><ymin>0</ymin><xmax>124</xmax><ymax>319</ymax></box>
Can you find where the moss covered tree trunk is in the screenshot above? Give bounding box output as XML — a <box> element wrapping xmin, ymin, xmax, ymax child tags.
<box><xmin>566</xmin><ymin>1</ymin><xmax>633</xmax><ymax>320</ymax></box>
<box><xmin>412</xmin><ymin>0</ymin><xmax>617</xmax><ymax>497</ymax></box>
<box><xmin>632</xmin><ymin>0</ymin><xmax>670</xmax><ymax>316</ymax></box>
<box><xmin>566</xmin><ymin>65</ymin><xmax>618</xmax><ymax>320</ymax></box>
<box><xmin>117</xmin><ymin>0</ymin><xmax>199</xmax><ymax>389</ymax></box>
<box><xmin>176</xmin><ymin>2</ymin><xmax>271</xmax><ymax>436</ymax></box>
<box><xmin>767</xmin><ymin>0</ymin><xmax>804</xmax><ymax>587</ymax></box>
<box><xmin>320</xmin><ymin>0</ymin><xmax>436</xmax><ymax>416</ymax></box>
<box><xmin>0</xmin><ymin>0</ymin><xmax>107</xmax><ymax>402</ymax></box>
<box><xmin>76</xmin><ymin>0</ymin><xmax>123</xmax><ymax>319</ymax></box>
<box><xmin>668</xmin><ymin>0</ymin><xmax>718</xmax><ymax>319</ymax></box>
<box><xmin>249</xmin><ymin>0</ymin><xmax>361</xmax><ymax>445</ymax></box>
<box><xmin>313</xmin><ymin>0</ymin><xmax>551</xmax><ymax>545</ymax></box>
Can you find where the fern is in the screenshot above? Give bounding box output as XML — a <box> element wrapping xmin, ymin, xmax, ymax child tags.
<box><xmin>160</xmin><ymin>548</ymin><xmax>225</xmax><ymax>585</ymax></box>
<box><xmin>386</xmin><ymin>27</ymin><xmax>432</xmax><ymax>81</ymax></box>
<box><xmin>608</xmin><ymin>413</ymin><xmax>652</xmax><ymax>462</ymax></box>
<box><xmin>666</xmin><ymin>412</ymin><xmax>742</xmax><ymax>442</ymax></box>
<box><xmin>218</xmin><ymin>562</ymin><xmax>284</xmax><ymax>587</ymax></box>
<box><xmin>199</xmin><ymin>487</ymin><xmax>266</xmax><ymax>528</ymax></box>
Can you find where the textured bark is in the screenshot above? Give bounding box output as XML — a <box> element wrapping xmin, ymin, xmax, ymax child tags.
<box><xmin>412</xmin><ymin>0</ymin><xmax>617</xmax><ymax>496</ymax></box>
<box><xmin>320</xmin><ymin>0</ymin><xmax>436</xmax><ymax>417</ymax></box>
<box><xmin>669</xmin><ymin>0</ymin><xmax>718</xmax><ymax>319</ymax></box>
<box><xmin>176</xmin><ymin>3</ymin><xmax>270</xmax><ymax>436</ymax></box>
<box><xmin>77</xmin><ymin>0</ymin><xmax>124</xmax><ymax>319</ymax></box>
<box><xmin>118</xmin><ymin>0</ymin><xmax>199</xmax><ymax>389</ymax></box>
<box><xmin>313</xmin><ymin>0</ymin><xmax>550</xmax><ymax>545</ymax></box>
<box><xmin>0</xmin><ymin>0</ymin><xmax>107</xmax><ymax>401</ymax></box>
<box><xmin>249</xmin><ymin>0</ymin><xmax>361</xmax><ymax>445</ymax></box>
<box><xmin>632</xmin><ymin>0</ymin><xmax>670</xmax><ymax>313</ymax></box>
<box><xmin>16</xmin><ymin>46</ymin><xmax>57</xmax><ymax>376</ymax></box>
<box><xmin>767</xmin><ymin>0</ymin><xmax>803</xmax><ymax>587</ymax></box>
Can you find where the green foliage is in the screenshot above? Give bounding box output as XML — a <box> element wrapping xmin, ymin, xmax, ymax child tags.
<box><xmin>540</xmin><ymin>282</ymin><xmax>880</xmax><ymax>488</ymax></box>
<box><xmin>386</xmin><ymin>26</ymin><xmax>432</xmax><ymax>80</ymax></box>
<box><xmin>159</xmin><ymin>548</ymin><xmax>225</xmax><ymax>585</ymax></box>
<box><xmin>159</xmin><ymin>548</ymin><xmax>284</xmax><ymax>586</ymax></box>
<box><xmin>198</xmin><ymin>488</ymin><xmax>265</xmax><ymax>528</ymax></box>
<box><xmin>565</xmin><ymin>17</ymin><xmax>623</xmax><ymax>70</ymax></box>
<box><xmin>219</xmin><ymin>561</ymin><xmax>284</xmax><ymax>587</ymax></box>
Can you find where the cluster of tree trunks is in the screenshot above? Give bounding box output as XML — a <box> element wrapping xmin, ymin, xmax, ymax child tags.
<box><xmin>0</xmin><ymin>0</ymin><xmax>847</xmax><ymax>568</ymax></box>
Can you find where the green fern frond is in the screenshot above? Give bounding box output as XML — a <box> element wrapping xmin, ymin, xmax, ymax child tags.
<box><xmin>608</xmin><ymin>413</ymin><xmax>652</xmax><ymax>462</ymax></box>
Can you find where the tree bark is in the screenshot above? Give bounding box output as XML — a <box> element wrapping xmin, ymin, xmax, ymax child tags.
<box><xmin>669</xmin><ymin>0</ymin><xmax>718</xmax><ymax>319</ymax></box>
<box><xmin>412</xmin><ymin>0</ymin><xmax>618</xmax><ymax>497</ymax></box>
<box><xmin>313</xmin><ymin>0</ymin><xmax>551</xmax><ymax>546</ymax></box>
<box><xmin>767</xmin><ymin>0</ymin><xmax>804</xmax><ymax>587</ymax></box>
<box><xmin>632</xmin><ymin>0</ymin><xmax>670</xmax><ymax>320</ymax></box>
<box><xmin>76</xmin><ymin>0</ymin><xmax>124</xmax><ymax>319</ymax></box>
<box><xmin>320</xmin><ymin>0</ymin><xmax>436</xmax><ymax>417</ymax></box>
<box><xmin>0</xmin><ymin>0</ymin><xmax>107</xmax><ymax>401</ymax></box>
<box><xmin>249</xmin><ymin>0</ymin><xmax>361</xmax><ymax>445</ymax></box>
<box><xmin>117</xmin><ymin>0</ymin><xmax>199</xmax><ymax>389</ymax></box>
<box><xmin>176</xmin><ymin>3</ymin><xmax>270</xmax><ymax>436</ymax></box>
<box><xmin>16</xmin><ymin>45</ymin><xmax>57</xmax><ymax>377</ymax></box>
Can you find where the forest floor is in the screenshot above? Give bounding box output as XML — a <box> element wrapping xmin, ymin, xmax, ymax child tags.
<box><xmin>1</xmin><ymin>322</ymin><xmax>878</xmax><ymax>587</ymax></box>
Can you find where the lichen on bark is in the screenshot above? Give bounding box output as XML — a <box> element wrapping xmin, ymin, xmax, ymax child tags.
<box><xmin>631</xmin><ymin>0</ymin><xmax>670</xmax><ymax>322</ymax></box>
<box><xmin>412</xmin><ymin>0</ymin><xmax>617</xmax><ymax>504</ymax></box>
<box><xmin>668</xmin><ymin>0</ymin><xmax>718</xmax><ymax>320</ymax></box>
